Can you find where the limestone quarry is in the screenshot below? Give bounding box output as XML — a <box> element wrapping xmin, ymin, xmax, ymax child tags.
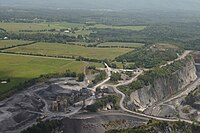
<box><xmin>131</xmin><ymin>57</ymin><xmax>197</xmax><ymax>111</ymax></box>
<box><xmin>128</xmin><ymin>54</ymin><xmax>200</xmax><ymax>122</ymax></box>
<box><xmin>1</xmin><ymin>51</ymin><xmax>200</xmax><ymax>133</ymax></box>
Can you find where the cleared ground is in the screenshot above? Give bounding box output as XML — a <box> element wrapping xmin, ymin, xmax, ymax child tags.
<box><xmin>0</xmin><ymin>40</ymin><xmax>32</xmax><ymax>49</ymax></box>
<box><xmin>5</xmin><ymin>42</ymin><xmax>132</xmax><ymax>60</ymax></box>
<box><xmin>98</xmin><ymin>42</ymin><xmax>144</xmax><ymax>48</ymax></box>
<box><xmin>0</xmin><ymin>54</ymin><xmax>103</xmax><ymax>95</ymax></box>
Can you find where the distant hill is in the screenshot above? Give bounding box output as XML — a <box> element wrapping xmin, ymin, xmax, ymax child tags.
<box><xmin>1</xmin><ymin>0</ymin><xmax>200</xmax><ymax>11</ymax></box>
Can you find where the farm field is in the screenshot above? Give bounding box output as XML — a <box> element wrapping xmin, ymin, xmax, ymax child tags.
<box><xmin>87</xmin><ymin>24</ymin><xmax>146</xmax><ymax>31</ymax></box>
<box><xmin>0</xmin><ymin>22</ymin><xmax>63</xmax><ymax>32</ymax></box>
<box><xmin>0</xmin><ymin>40</ymin><xmax>32</xmax><ymax>49</ymax></box>
<box><xmin>0</xmin><ymin>22</ymin><xmax>146</xmax><ymax>39</ymax></box>
<box><xmin>67</xmin><ymin>42</ymin><xmax>95</xmax><ymax>46</ymax></box>
<box><xmin>5</xmin><ymin>42</ymin><xmax>132</xmax><ymax>60</ymax></box>
<box><xmin>0</xmin><ymin>22</ymin><xmax>146</xmax><ymax>32</ymax></box>
<box><xmin>0</xmin><ymin>22</ymin><xmax>94</xmax><ymax>37</ymax></box>
<box><xmin>0</xmin><ymin>53</ymin><xmax>103</xmax><ymax>95</ymax></box>
<box><xmin>0</xmin><ymin>22</ymin><xmax>84</xmax><ymax>32</ymax></box>
<box><xmin>98</xmin><ymin>42</ymin><xmax>144</xmax><ymax>48</ymax></box>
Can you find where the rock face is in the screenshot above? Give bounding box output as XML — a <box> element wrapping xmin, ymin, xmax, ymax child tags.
<box><xmin>131</xmin><ymin>58</ymin><xmax>197</xmax><ymax>110</ymax></box>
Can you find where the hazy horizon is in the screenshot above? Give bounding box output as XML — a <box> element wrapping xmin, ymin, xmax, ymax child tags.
<box><xmin>1</xmin><ymin>0</ymin><xmax>200</xmax><ymax>11</ymax></box>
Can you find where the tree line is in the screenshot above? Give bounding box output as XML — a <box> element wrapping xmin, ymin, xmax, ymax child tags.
<box><xmin>21</xmin><ymin>120</ymin><xmax>62</xmax><ymax>133</ymax></box>
<box><xmin>116</xmin><ymin>47</ymin><xmax>182</xmax><ymax>68</ymax></box>
<box><xmin>106</xmin><ymin>120</ymin><xmax>200</xmax><ymax>133</ymax></box>
<box><xmin>85</xmin><ymin>95</ymin><xmax>119</xmax><ymax>112</ymax></box>
<box><xmin>120</xmin><ymin>56</ymin><xmax>191</xmax><ymax>94</ymax></box>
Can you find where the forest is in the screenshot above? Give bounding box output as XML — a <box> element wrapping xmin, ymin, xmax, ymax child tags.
<box><xmin>107</xmin><ymin>120</ymin><xmax>200</xmax><ymax>133</ymax></box>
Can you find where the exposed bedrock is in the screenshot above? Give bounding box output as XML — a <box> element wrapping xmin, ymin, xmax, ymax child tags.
<box><xmin>131</xmin><ymin>58</ymin><xmax>197</xmax><ymax>110</ymax></box>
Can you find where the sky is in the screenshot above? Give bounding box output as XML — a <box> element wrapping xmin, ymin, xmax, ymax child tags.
<box><xmin>0</xmin><ymin>0</ymin><xmax>200</xmax><ymax>11</ymax></box>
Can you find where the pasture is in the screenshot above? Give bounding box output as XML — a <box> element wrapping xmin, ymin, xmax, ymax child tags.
<box><xmin>5</xmin><ymin>42</ymin><xmax>132</xmax><ymax>60</ymax></box>
<box><xmin>0</xmin><ymin>22</ymin><xmax>63</xmax><ymax>32</ymax></box>
<box><xmin>0</xmin><ymin>53</ymin><xmax>103</xmax><ymax>95</ymax></box>
<box><xmin>0</xmin><ymin>22</ymin><xmax>84</xmax><ymax>32</ymax></box>
<box><xmin>0</xmin><ymin>22</ymin><xmax>146</xmax><ymax>39</ymax></box>
<box><xmin>0</xmin><ymin>40</ymin><xmax>32</xmax><ymax>49</ymax></box>
<box><xmin>0</xmin><ymin>22</ymin><xmax>93</xmax><ymax>37</ymax></box>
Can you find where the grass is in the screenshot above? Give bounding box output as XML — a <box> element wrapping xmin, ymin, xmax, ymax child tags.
<box><xmin>86</xmin><ymin>62</ymin><xmax>104</xmax><ymax>68</ymax></box>
<box><xmin>0</xmin><ymin>22</ymin><xmax>84</xmax><ymax>32</ymax></box>
<box><xmin>0</xmin><ymin>22</ymin><xmax>93</xmax><ymax>37</ymax></box>
<box><xmin>52</xmin><ymin>22</ymin><xmax>84</xmax><ymax>29</ymax></box>
<box><xmin>113</xmin><ymin>62</ymin><xmax>124</xmax><ymax>69</ymax></box>
<box><xmin>0</xmin><ymin>53</ymin><xmax>103</xmax><ymax>95</ymax></box>
<box><xmin>88</xmin><ymin>24</ymin><xmax>146</xmax><ymax>31</ymax></box>
<box><xmin>0</xmin><ymin>22</ymin><xmax>145</xmax><ymax>38</ymax></box>
<box><xmin>0</xmin><ymin>40</ymin><xmax>32</xmax><ymax>49</ymax></box>
<box><xmin>0</xmin><ymin>22</ymin><xmax>63</xmax><ymax>32</ymax></box>
<box><xmin>67</xmin><ymin>42</ymin><xmax>95</xmax><ymax>46</ymax></box>
<box><xmin>98</xmin><ymin>42</ymin><xmax>144</xmax><ymax>48</ymax></box>
<box><xmin>5</xmin><ymin>42</ymin><xmax>132</xmax><ymax>60</ymax></box>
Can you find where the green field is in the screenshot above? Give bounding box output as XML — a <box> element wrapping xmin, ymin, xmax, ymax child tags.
<box><xmin>0</xmin><ymin>40</ymin><xmax>32</xmax><ymax>49</ymax></box>
<box><xmin>0</xmin><ymin>54</ymin><xmax>103</xmax><ymax>95</ymax></box>
<box><xmin>5</xmin><ymin>42</ymin><xmax>132</xmax><ymax>60</ymax></box>
<box><xmin>67</xmin><ymin>42</ymin><xmax>95</xmax><ymax>46</ymax></box>
<box><xmin>0</xmin><ymin>22</ymin><xmax>63</xmax><ymax>32</ymax></box>
<box><xmin>0</xmin><ymin>22</ymin><xmax>145</xmax><ymax>38</ymax></box>
<box><xmin>98</xmin><ymin>42</ymin><xmax>144</xmax><ymax>48</ymax></box>
<box><xmin>0</xmin><ymin>22</ymin><xmax>93</xmax><ymax>37</ymax></box>
<box><xmin>0</xmin><ymin>22</ymin><xmax>84</xmax><ymax>32</ymax></box>
<box><xmin>0</xmin><ymin>22</ymin><xmax>145</xmax><ymax>33</ymax></box>
<box><xmin>52</xmin><ymin>22</ymin><xmax>84</xmax><ymax>29</ymax></box>
<box><xmin>88</xmin><ymin>24</ymin><xmax>146</xmax><ymax>31</ymax></box>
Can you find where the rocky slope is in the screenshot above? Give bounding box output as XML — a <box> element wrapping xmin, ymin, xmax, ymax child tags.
<box><xmin>61</xmin><ymin>112</ymin><xmax>148</xmax><ymax>133</ymax></box>
<box><xmin>130</xmin><ymin>57</ymin><xmax>197</xmax><ymax>111</ymax></box>
<box><xmin>178</xmin><ymin>87</ymin><xmax>200</xmax><ymax>121</ymax></box>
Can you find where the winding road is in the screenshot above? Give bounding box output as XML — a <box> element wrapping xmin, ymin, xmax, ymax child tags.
<box><xmin>160</xmin><ymin>50</ymin><xmax>191</xmax><ymax>68</ymax></box>
<box><xmin>1</xmin><ymin>50</ymin><xmax>196</xmax><ymax>133</ymax></box>
<box><xmin>102</xmin><ymin>50</ymin><xmax>196</xmax><ymax>124</ymax></box>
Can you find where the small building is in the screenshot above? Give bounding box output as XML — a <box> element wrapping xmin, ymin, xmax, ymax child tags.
<box><xmin>1</xmin><ymin>81</ymin><xmax>7</xmax><ymax>84</ymax></box>
<box><xmin>64</xmin><ymin>30</ymin><xmax>70</xmax><ymax>33</ymax></box>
